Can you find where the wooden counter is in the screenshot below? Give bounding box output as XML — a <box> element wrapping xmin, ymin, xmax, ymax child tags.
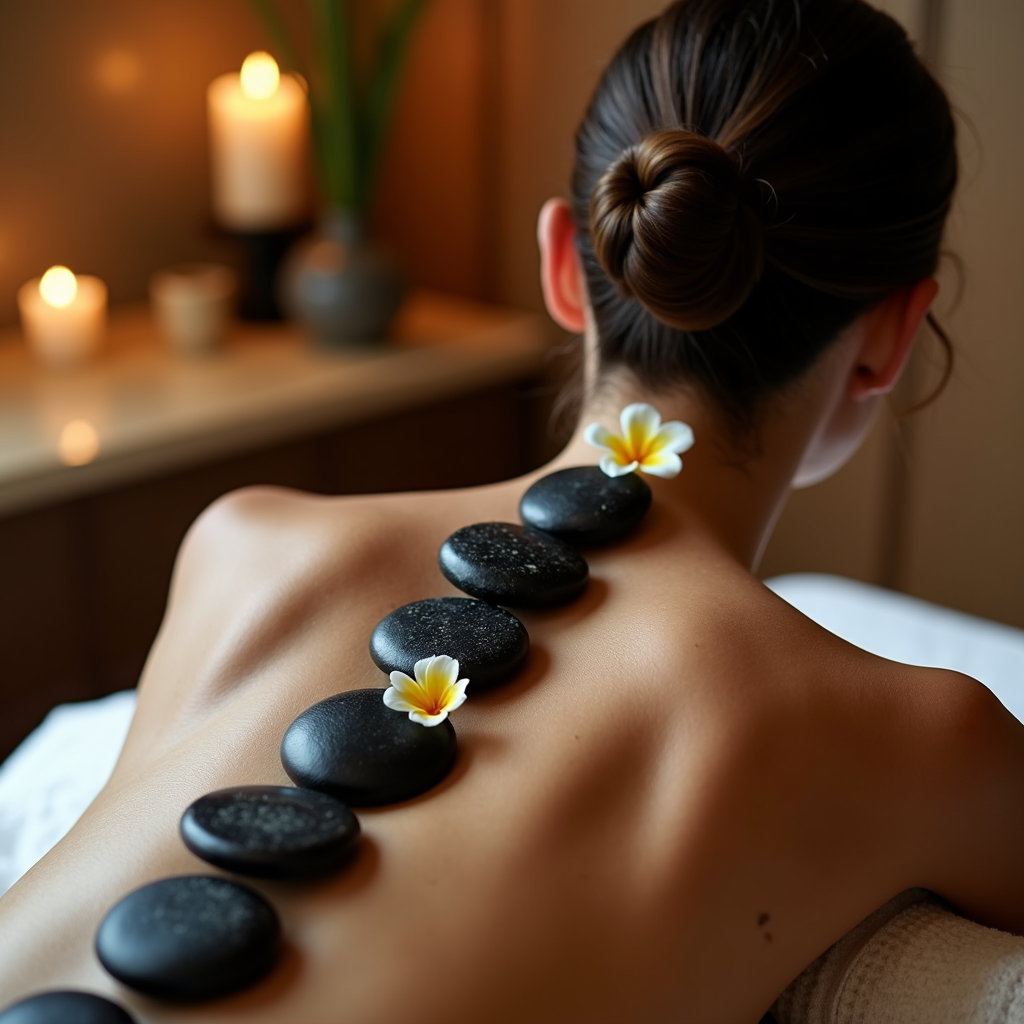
<box><xmin>0</xmin><ymin>290</ymin><xmax>549</xmax><ymax>518</ymax></box>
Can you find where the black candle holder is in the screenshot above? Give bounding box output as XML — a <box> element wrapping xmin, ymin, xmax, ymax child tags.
<box><xmin>220</xmin><ymin>224</ymin><xmax>311</xmax><ymax>322</ymax></box>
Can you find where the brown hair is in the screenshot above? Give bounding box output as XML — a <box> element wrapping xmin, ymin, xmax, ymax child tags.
<box><xmin>572</xmin><ymin>0</ymin><xmax>956</xmax><ymax>421</ymax></box>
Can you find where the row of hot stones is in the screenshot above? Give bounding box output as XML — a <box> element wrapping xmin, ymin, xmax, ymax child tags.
<box><xmin>0</xmin><ymin>467</ymin><xmax>652</xmax><ymax>1024</ymax></box>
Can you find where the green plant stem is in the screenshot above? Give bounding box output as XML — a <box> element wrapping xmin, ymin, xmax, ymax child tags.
<box><xmin>309</xmin><ymin>0</ymin><xmax>359</xmax><ymax>210</ymax></box>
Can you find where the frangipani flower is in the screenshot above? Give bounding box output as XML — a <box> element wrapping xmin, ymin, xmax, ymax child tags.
<box><xmin>383</xmin><ymin>655</ymin><xmax>469</xmax><ymax>727</ymax></box>
<box><xmin>584</xmin><ymin>403</ymin><xmax>694</xmax><ymax>478</ymax></box>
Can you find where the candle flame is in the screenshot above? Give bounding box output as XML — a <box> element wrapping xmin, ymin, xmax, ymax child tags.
<box><xmin>240</xmin><ymin>52</ymin><xmax>280</xmax><ymax>100</ymax></box>
<box><xmin>58</xmin><ymin>420</ymin><xmax>100</xmax><ymax>466</ymax></box>
<box><xmin>40</xmin><ymin>266</ymin><xmax>78</xmax><ymax>309</ymax></box>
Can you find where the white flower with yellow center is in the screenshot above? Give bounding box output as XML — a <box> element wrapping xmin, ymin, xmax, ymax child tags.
<box><xmin>583</xmin><ymin>402</ymin><xmax>694</xmax><ymax>479</ymax></box>
<box><xmin>383</xmin><ymin>655</ymin><xmax>469</xmax><ymax>727</ymax></box>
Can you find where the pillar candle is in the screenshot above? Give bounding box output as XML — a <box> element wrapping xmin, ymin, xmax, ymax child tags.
<box><xmin>207</xmin><ymin>52</ymin><xmax>309</xmax><ymax>231</ymax></box>
<box><xmin>18</xmin><ymin>266</ymin><xmax>107</xmax><ymax>368</ymax></box>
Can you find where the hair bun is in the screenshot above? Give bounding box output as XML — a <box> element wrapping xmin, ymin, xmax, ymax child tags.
<box><xmin>589</xmin><ymin>129</ymin><xmax>763</xmax><ymax>332</ymax></box>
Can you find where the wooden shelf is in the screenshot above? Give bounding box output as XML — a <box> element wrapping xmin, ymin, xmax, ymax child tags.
<box><xmin>0</xmin><ymin>290</ymin><xmax>549</xmax><ymax>518</ymax></box>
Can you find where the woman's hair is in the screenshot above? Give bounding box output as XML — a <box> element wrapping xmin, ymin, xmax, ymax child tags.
<box><xmin>572</xmin><ymin>0</ymin><xmax>957</xmax><ymax>422</ymax></box>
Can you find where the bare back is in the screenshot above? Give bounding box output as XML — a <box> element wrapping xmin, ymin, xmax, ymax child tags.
<box><xmin>2</xmin><ymin>472</ymin><xmax>1022</xmax><ymax>1024</ymax></box>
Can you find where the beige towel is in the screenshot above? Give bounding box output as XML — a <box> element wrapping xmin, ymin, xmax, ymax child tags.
<box><xmin>774</xmin><ymin>890</ymin><xmax>1024</xmax><ymax>1024</ymax></box>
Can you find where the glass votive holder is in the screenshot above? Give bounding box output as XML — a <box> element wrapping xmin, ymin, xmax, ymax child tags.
<box><xmin>150</xmin><ymin>263</ymin><xmax>237</xmax><ymax>355</ymax></box>
<box><xmin>18</xmin><ymin>267</ymin><xmax>107</xmax><ymax>369</ymax></box>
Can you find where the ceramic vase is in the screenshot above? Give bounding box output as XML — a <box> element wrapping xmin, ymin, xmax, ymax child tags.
<box><xmin>278</xmin><ymin>209</ymin><xmax>404</xmax><ymax>346</ymax></box>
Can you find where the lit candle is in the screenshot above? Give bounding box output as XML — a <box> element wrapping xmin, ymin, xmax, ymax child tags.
<box><xmin>17</xmin><ymin>266</ymin><xmax>108</xmax><ymax>368</ymax></box>
<box><xmin>207</xmin><ymin>52</ymin><xmax>309</xmax><ymax>231</ymax></box>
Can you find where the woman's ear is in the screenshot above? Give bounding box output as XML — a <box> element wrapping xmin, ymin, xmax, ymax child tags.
<box><xmin>538</xmin><ymin>198</ymin><xmax>587</xmax><ymax>333</ymax></box>
<box><xmin>850</xmin><ymin>277</ymin><xmax>939</xmax><ymax>400</ymax></box>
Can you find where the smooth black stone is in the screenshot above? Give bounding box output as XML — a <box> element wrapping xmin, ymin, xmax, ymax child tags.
<box><xmin>95</xmin><ymin>875</ymin><xmax>280</xmax><ymax>1002</ymax></box>
<box><xmin>0</xmin><ymin>992</ymin><xmax>136</xmax><ymax>1024</ymax></box>
<box><xmin>281</xmin><ymin>688</ymin><xmax>457</xmax><ymax>806</ymax></box>
<box><xmin>180</xmin><ymin>786</ymin><xmax>360</xmax><ymax>880</ymax></box>
<box><xmin>438</xmin><ymin>522</ymin><xmax>589</xmax><ymax>607</ymax></box>
<box><xmin>519</xmin><ymin>466</ymin><xmax>652</xmax><ymax>546</ymax></box>
<box><xmin>370</xmin><ymin>597</ymin><xmax>529</xmax><ymax>690</ymax></box>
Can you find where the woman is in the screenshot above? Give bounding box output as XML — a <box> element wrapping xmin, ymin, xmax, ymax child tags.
<box><xmin>1</xmin><ymin>1</ymin><xmax>1023</xmax><ymax>1021</ymax></box>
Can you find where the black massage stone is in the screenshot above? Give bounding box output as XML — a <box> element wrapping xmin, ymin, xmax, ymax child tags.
<box><xmin>0</xmin><ymin>992</ymin><xmax>136</xmax><ymax>1024</ymax></box>
<box><xmin>281</xmin><ymin>688</ymin><xmax>457</xmax><ymax>805</ymax></box>
<box><xmin>180</xmin><ymin>785</ymin><xmax>360</xmax><ymax>880</ymax></box>
<box><xmin>438</xmin><ymin>522</ymin><xmax>589</xmax><ymax>607</ymax></box>
<box><xmin>95</xmin><ymin>875</ymin><xmax>280</xmax><ymax>1002</ymax></box>
<box><xmin>519</xmin><ymin>466</ymin><xmax>652</xmax><ymax>546</ymax></box>
<box><xmin>370</xmin><ymin>597</ymin><xmax>529</xmax><ymax>690</ymax></box>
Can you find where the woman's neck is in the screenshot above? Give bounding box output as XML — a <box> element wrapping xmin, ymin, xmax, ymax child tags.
<box><xmin>546</xmin><ymin>379</ymin><xmax>812</xmax><ymax>573</ymax></box>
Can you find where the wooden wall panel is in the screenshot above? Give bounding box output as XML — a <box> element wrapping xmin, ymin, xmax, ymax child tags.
<box><xmin>0</xmin><ymin>504</ymin><xmax>98</xmax><ymax>757</ymax></box>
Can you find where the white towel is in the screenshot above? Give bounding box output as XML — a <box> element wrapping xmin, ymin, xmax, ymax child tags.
<box><xmin>0</xmin><ymin>689</ymin><xmax>135</xmax><ymax>894</ymax></box>
<box><xmin>774</xmin><ymin>889</ymin><xmax>1024</xmax><ymax>1023</ymax></box>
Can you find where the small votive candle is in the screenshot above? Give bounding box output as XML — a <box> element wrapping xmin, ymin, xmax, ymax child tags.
<box><xmin>18</xmin><ymin>266</ymin><xmax>108</xmax><ymax>368</ymax></box>
<box><xmin>150</xmin><ymin>263</ymin><xmax>237</xmax><ymax>355</ymax></box>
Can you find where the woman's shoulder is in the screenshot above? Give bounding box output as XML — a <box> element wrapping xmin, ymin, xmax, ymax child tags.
<box><xmin>178</xmin><ymin>480</ymin><xmax>523</xmax><ymax>560</ymax></box>
<box><xmin>136</xmin><ymin>481</ymin><xmax>521</xmax><ymax>712</ymax></box>
<box><xmin>179</xmin><ymin>484</ymin><xmax>427</xmax><ymax>560</ymax></box>
<box><xmin>644</xmin><ymin>570</ymin><xmax>999</xmax><ymax>808</ymax></box>
<box><xmin>171</xmin><ymin>484</ymin><xmax>480</xmax><ymax>606</ymax></box>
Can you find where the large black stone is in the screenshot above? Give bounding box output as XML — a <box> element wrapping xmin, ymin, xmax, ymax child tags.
<box><xmin>519</xmin><ymin>466</ymin><xmax>652</xmax><ymax>546</ymax></box>
<box><xmin>370</xmin><ymin>597</ymin><xmax>529</xmax><ymax>690</ymax></box>
<box><xmin>438</xmin><ymin>522</ymin><xmax>589</xmax><ymax>607</ymax></box>
<box><xmin>95</xmin><ymin>875</ymin><xmax>280</xmax><ymax>1002</ymax></box>
<box><xmin>0</xmin><ymin>992</ymin><xmax>136</xmax><ymax>1024</ymax></box>
<box><xmin>281</xmin><ymin>689</ymin><xmax>457</xmax><ymax>806</ymax></box>
<box><xmin>180</xmin><ymin>786</ymin><xmax>360</xmax><ymax>880</ymax></box>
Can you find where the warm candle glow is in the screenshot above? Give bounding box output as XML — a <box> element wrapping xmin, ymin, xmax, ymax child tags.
<box><xmin>208</xmin><ymin>55</ymin><xmax>308</xmax><ymax>229</ymax></box>
<box><xmin>58</xmin><ymin>419</ymin><xmax>100</xmax><ymax>466</ymax></box>
<box><xmin>39</xmin><ymin>266</ymin><xmax>78</xmax><ymax>309</ymax></box>
<box><xmin>19</xmin><ymin>270</ymin><xmax>107</xmax><ymax>367</ymax></box>
<box><xmin>240</xmin><ymin>52</ymin><xmax>280</xmax><ymax>100</ymax></box>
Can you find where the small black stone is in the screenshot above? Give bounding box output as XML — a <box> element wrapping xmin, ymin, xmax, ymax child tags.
<box><xmin>438</xmin><ymin>522</ymin><xmax>589</xmax><ymax>607</ymax></box>
<box><xmin>95</xmin><ymin>875</ymin><xmax>280</xmax><ymax>1002</ymax></box>
<box><xmin>0</xmin><ymin>992</ymin><xmax>136</xmax><ymax>1024</ymax></box>
<box><xmin>180</xmin><ymin>786</ymin><xmax>360</xmax><ymax>880</ymax></box>
<box><xmin>370</xmin><ymin>597</ymin><xmax>529</xmax><ymax>690</ymax></box>
<box><xmin>519</xmin><ymin>466</ymin><xmax>652</xmax><ymax>546</ymax></box>
<box><xmin>281</xmin><ymin>689</ymin><xmax>457</xmax><ymax>806</ymax></box>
